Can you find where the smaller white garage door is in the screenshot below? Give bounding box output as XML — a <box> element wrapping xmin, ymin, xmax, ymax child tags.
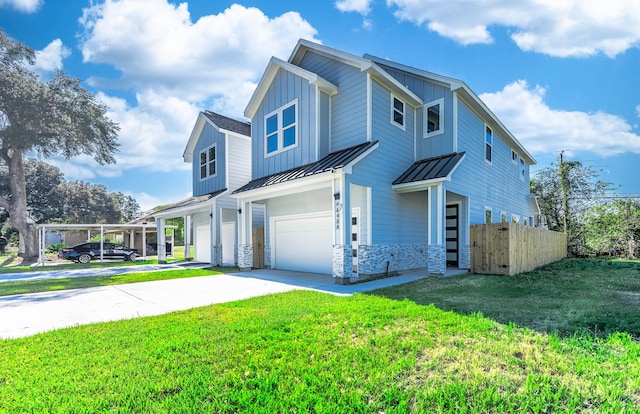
<box><xmin>273</xmin><ymin>213</ymin><xmax>332</xmax><ymax>274</ymax></box>
<box><xmin>194</xmin><ymin>213</ymin><xmax>211</xmax><ymax>263</ymax></box>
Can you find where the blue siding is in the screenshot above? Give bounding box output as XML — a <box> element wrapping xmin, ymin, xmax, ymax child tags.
<box><xmin>193</xmin><ymin>123</ymin><xmax>226</xmax><ymax>197</ymax></box>
<box><xmin>376</xmin><ymin>64</ymin><xmax>454</xmax><ymax>159</ymax></box>
<box><xmin>299</xmin><ymin>51</ymin><xmax>369</xmax><ymax>151</ymax></box>
<box><xmin>251</xmin><ymin>69</ymin><xmax>318</xmax><ymax>178</ymax></box>
<box><xmin>446</xmin><ymin>98</ymin><xmax>534</xmax><ymax>224</ymax></box>
<box><xmin>348</xmin><ymin>80</ymin><xmax>425</xmax><ymax>244</ymax></box>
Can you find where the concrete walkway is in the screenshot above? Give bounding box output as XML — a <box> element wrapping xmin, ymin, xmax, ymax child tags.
<box><xmin>0</xmin><ymin>266</ymin><xmax>467</xmax><ymax>340</ymax></box>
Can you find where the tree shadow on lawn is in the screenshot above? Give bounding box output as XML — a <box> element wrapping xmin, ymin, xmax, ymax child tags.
<box><xmin>368</xmin><ymin>258</ymin><xmax>640</xmax><ymax>338</ymax></box>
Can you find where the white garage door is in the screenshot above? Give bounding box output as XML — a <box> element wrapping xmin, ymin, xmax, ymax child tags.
<box><xmin>194</xmin><ymin>214</ymin><xmax>211</xmax><ymax>263</ymax></box>
<box><xmin>273</xmin><ymin>214</ymin><xmax>333</xmax><ymax>274</ymax></box>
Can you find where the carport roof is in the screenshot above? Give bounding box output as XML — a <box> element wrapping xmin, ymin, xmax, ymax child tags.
<box><xmin>233</xmin><ymin>141</ymin><xmax>377</xmax><ymax>194</ymax></box>
<box><xmin>133</xmin><ymin>188</ymin><xmax>227</xmax><ymax>222</ymax></box>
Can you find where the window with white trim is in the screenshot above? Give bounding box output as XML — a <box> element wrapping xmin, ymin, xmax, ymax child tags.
<box><xmin>424</xmin><ymin>99</ymin><xmax>443</xmax><ymax>137</ymax></box>
<box><xmin>199</xmin><ymin>144</ymin><xmax>216</xmax><ymax>180</ymax></box>
<box><xmin>519</xmin><ymin>158</ymin><xmax>526</xmax><ymax>181</ymax></box>
<box><xmin>485</xmin><ymin>125</ymin><xmax>493</xmax><ymax>163</ymax></box>
<box><xmin>484</xmin><ymin>207</ymin><xmax>492</xmax><ymax>224</ymax></box>
<box><xmin>265</xmin><ymin>100</ymin><xmax>298</xmax><ymax>155</ymax></box>
<box><xmin>511</xmin><ymin>149</ymin><xmax>518</xmax><ymax>164</ymax></box>
<box><xmin>391</xmin><ymin>95</ymin><xmax>405</xmax><ymax>129</ymax></box>
<box><xmin>501</xmin><ymin>211</ymin><xmax>507</xmax><ymax>223</ymax></box>
<box><xmin>511</xmin><ymin>214</ymin><xmax>520</xmax><ymax>224</ymax></box>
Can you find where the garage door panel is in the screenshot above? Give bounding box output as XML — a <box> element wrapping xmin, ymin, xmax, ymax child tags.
<box><xmin>274</xmin><ymin>214</ymin><xmax>332</xmax><ymax>274</ymax></box>
<box><xmin>194</xmin><ymin>213</ymin><xmax>211</xmax><ymax>263</ymax></box>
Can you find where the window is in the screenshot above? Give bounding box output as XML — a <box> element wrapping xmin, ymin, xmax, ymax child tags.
<box><xmin>511</xmin><ymin>150</ymin><xmax>518</xmax><ymax>164</ymax></box>
<box><xmin>511</xmin><ymin>214</ymin><xmax>520</xmax><ymax>224</ymax></box>
<box><xmin>424</xmin><ymin>99</ymin><xmax>443</xmax><ymax>137</ymax></box>
<box><xmin>391</xmin><ymin>95</ymin><xmax>405</xmax><ymax>128</ymax></box>
<box><xmin>501</xmin><ymin>211</ymin><xmax>507</xmax><ymax>223</ymax></box>
<box><xmin>265</xmin><ymin>100</ymin><xmax>297</xmax><ymax>155</ymax></box>
<box><xmin>485</xmin><ymin>125</ymin><xmax>493</xmax><ymax>163</ymax></box>
<box><xmin>519</xmin><ymin>158</ymin><xmax>526</xmax><ymax>180</ymax></box>
<box><xmin>484</xmin><ymin>207</ymin><xmax>492</xmax><ymax>224</ymax></box>
<box><xmin>199</xmin><ymin>144</ymin><xmax>216</xmax><ymax>180</ymax></box>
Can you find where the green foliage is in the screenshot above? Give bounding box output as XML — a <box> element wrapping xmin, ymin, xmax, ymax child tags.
<box><xmin>584</xmin><ymin>199</ymin><xmax>640</xmax><ymax>258</ymax></box>
<box><xmin>0</xmin><ymin>287</ymin><xmax>639</xmax><ymax>412</ymax></box>
<box><xmin>45</xmin><ymin>243</ymin><xmax>67</xmax><ymax>253</ymax></box>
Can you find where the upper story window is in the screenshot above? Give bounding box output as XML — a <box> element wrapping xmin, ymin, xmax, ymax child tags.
<box><xmin>391</xmin><ymin>95</ymin><xmax>405</xmax><ymax>129</ymax></box>
<box><xmin>265</xmin><ymin>100</ymin><xmax>298</xmax><ymax>156</ymax></box>
<box><xmin>424</xmin><ymin>99</ymin><xmax>443</xmax><ymax>137</ymax></box>
<box><xmin>511</xmin><ymin>149</ymin><xmax>518</xmax><ymax>164</ymax></box>
<box><xmin>485</xmin><ymin>125</ymin><xmax>493</xmax><ymax>163</ymax></box>
<box><xmin>519</xmin><ymin>158</ymin><xmax>526</xmax><ymax>180</ymax></box>
<box><xmin>199</xmin><ymin>144</ymin><xmax>216</xmax><ymax>180</ymax></box>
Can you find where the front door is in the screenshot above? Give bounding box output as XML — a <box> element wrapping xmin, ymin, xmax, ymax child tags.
<box><xmin>446</xmin><ymin>204</ymin><xmax>459</xmax><ymax>267</ymax></box>
<box><xmin>221</xmin><ymin>222</ymin><xmax>236</xmax><ymax>266</ymax></box>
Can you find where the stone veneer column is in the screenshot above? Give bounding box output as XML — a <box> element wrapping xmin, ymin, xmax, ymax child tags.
<box><xmin>237</xmin><ymin>244</ymin><xmax>253</xmax><ymax>271</ymax></box>
<box><xmin>428</xmin><ymin>244</ymin><xmax>446</xmax><ymax>275</ymax></box>
<box><xmin>459</xmin><ymin>244</ymin><xmax>471</xmax><ymax>270</ymax></box>
<box><xmin>332</xmin><ymin>245</ymin><xmax>352</xmax><ymax>284</ymax></box>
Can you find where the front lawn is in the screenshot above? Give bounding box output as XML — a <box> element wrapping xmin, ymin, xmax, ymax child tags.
<box><xmin>0</xmin><ymin>289</ymin><xmax>638</xmax><ymax>412</ymax></box>
<box><xmin>372</xmin><ymin>258</ymin><xmax>640</xmax><ymax>338</ymax></box>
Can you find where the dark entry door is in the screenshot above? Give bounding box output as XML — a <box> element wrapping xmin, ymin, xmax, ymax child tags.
<box><xmin>446</xmin><ymin>204</ymin><xmax>459</xmax><ymax>267</ymax></box>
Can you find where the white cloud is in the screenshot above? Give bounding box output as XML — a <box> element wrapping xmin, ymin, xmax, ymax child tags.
<box><xmin>78</xmin><ymin>0</ymin><xmax>319</xmax><ymax>111</ymax></box>
<box><xmin>34</xmin><ymin>39</ymin><xmax>71</xmax><ymax>73</ymax></box>
<box><xmin>335</xmin><ymin>0</ymin><xmax>372</xmax><ymax>15</ymax></box>
<box><xmin>480</xmin><ymin>81</ymin><xmax>640</xmax><ymax>157</ymax></box>
<box><xmin>387</xmin><ymin>0</ymin><xmax>640</xmax><ymax>57</ymax></box>
<box><xmin>0</xmin><ymin>0</ymin><xmax>41</xmax><ymax>13</ymax></box>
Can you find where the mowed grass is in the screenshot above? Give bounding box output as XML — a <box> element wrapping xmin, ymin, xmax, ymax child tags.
<box><xmin>371</xmin><ymin>258</ymin><xmax>640</xmax><ymax>338</ymax></box>
<box><xmin>0</xmin><ymin>290</ymin><xmax>639</xmax><ymax>412</ymax></box>
<box><xmin>0</xmin><ymin>267</ymin><xmax>234</xmax><ymax>297</ymax></box>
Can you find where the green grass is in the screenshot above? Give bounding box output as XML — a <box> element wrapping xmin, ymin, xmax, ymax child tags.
<box><xmin>371</xmin><ymin>258</ymin><xmax>640</xmax><ymax>338</ymax></box>
<box><xmin>0</xmin><ymin>290</ymin><xmax>639</xmax><ymax>412</ymax></box>
<box><xmin>0</xmin><ymin>267</ymin><xmax>235</xmax><ymax>297</ymax></box>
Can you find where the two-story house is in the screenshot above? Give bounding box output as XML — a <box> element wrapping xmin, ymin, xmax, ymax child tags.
<box><xmin>153</xmin><ymin>111</ymin><xmax>255</xmax><ymax>266</ymax></box>
<box><xmin>227</xmin><ymin>39</ymin><xmax>538</xmax><ymax>284</ymax></box>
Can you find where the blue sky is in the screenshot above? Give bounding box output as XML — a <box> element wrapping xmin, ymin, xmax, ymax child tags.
<box><xmin>1</xmin><ymin>0</ymin><xmax>639</xmax><ymax>211</ymax></box>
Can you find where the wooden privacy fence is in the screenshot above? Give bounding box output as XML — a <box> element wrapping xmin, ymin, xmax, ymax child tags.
<box><xmin>470</xmin><ymin>223</ymin><xmax>567</xmax><ymax>275</ymax></box>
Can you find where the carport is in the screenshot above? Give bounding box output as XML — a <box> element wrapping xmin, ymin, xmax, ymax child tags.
<box><xmin>35</xmin><ymin>223</ymin><xmax>165</xmax><ymax>266</ymax></box>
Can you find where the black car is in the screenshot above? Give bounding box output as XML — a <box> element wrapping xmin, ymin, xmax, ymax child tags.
<box><xmin>59</xmin><ymin>242</ymin><xmax>138</xmax><ymax>263</ymax></box>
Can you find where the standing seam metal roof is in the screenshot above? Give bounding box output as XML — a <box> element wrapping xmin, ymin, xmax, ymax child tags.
<box><xmin>233</xmin><ymin>141</ymin><xmax>377</xmax><ymax>194</ymax></box>
<box><xmin>393</xmin><ymin>152</ymin><xmax>465</xmax><ymax>185</ymax></box>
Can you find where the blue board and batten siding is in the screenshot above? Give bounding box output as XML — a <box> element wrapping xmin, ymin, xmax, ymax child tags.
<box><xmin>192</xmin><ymin>122</ymin><xmax>226</xmax><ymax>197</ymax></box>
<box><xmin>446</xmin><ymin>97</ymin><xmax>533</xmax><ymax>224</ymax></box>
<box><xmin>251</xmin><ymin>69</ymin><xmax>318</xmax><ymax>179</ymax></box>
<box><xmin>298</xmin><ymin>51</ymin><xmax>369</xmax><ymax>152</ymax></box>
<box><xmin>376</xmin><ymin>63</ymin><xmax>455</xmax><ymax>160</ymax></box>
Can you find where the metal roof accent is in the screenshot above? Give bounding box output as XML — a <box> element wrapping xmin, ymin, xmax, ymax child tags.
<box><xmin>202</xmin><ymin>111</ymin><xmax>250</xmax><ymax>137</ymax></box>
<box><xmin>393</xmin><ymin>152</ymin><xmax>465</xmax><ymax>185</ymax></box>
<box><xmin>233</xmin><ymin>141</ymin><xmax>377</xmax><ymax>194</ymax></box>
<box><xmin>132</xmin><ymin>188</ymin><xmax>227</xmax><ymax>222</ymax></box>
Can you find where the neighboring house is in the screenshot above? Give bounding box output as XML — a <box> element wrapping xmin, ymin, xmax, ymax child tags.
<box><xmin>153</xmin><ymin>111</ymin><xmax>256</xmax><ymax>266</ymax></box>
<box><xmin>230</xmin><ymin>39</ymin><xmax>540</xmax><ymax>283</ymax></box>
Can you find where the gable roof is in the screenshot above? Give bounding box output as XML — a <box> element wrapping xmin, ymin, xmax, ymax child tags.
<box><xmin>244</xmin><ymin>56</ymin><xmax>338</xmax><ymax>119</ymax></box>
<box><xmin>366</xmin><ymin>54</ymin><xmax>536</xmax><ymax>165</ymax></box>
<box><xmin>288</xmin><ymin>39</ymin><xmax>422</xmax><ymax>109</ymax></box>
<box><xmin>233</xmin><ymin>141</ymin><xmax>377</xmax><ymax>195</ymax></box>
<box><xmin>183</xmin><ymin>111</ymin><xmax>250</xmax><ymax>163</ymax></box>
<box><xmin>393</xmin><ymin>152</ymin><xmax>466</xmax><ymax>192</ymax></box>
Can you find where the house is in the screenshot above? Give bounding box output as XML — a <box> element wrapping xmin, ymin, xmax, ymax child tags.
<box><xmin>229</xmin><ymin>39</ymin><xmax>539</xmax><ymax>283</ymax></box>
<box><xmin>153</xmin><ymin>110</ymin><xmax>259</xmax><ymax>266</ymax></box>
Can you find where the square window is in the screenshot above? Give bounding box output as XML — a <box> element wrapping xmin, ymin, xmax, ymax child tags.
<box><xmin>199</xmin><ymin>144</ymin><xmax>217</xmax><ymax>179</ymax></box>
<box><xmin>264</xmin><ymin>101</ymin><xmax>297</xmax><ymax>155</ymax></box>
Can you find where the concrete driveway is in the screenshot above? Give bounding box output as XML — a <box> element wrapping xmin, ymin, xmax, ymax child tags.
<box><xmin>0</xmin><ymin>266</ymin><xmax>466</xmax><ymax>340</ymax></box>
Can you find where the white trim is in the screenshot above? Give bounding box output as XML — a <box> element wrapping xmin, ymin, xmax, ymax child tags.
<box><xmin>453</xmin><ymin>93</ymin><xmax>458</xmax><ymax>152</ymax></box>
<box><xmin>511</xmin><ymin>149</ymin><xmax>519</xmax><ymax>165</ymax></box>
<box><xmin>366</xmin><ymin>73</ymin><xmax>372</xmax><ymax>142</ymax></box>
<box><xmin>427</xmin><ymin>187</ymin><xmax>432</xmax><ymax>245</ymax></box>
<box><xmin>390</xmin><ymin>94</ymin><xmax>406</xmax><ymax>130</ymax></box>
<box><xmin>264</xmin><ymin>99</ymin><xmax>299</xmax><ymax>157</ymax></box>
<box><xmin>511</xmin><ymin>214</ymin><xmax>521</xmax><ymax>224</ymax></box>
<box><xmin>315</xmin><ymin>85</ymin><xmax>320</xmax><ymax>161</ymax></box>
<box><xmin>423</xmin><ymin>98</ymin><xmax>444</xmax><ymax>138</ymax></box>
<box><xmin>198</xmin><ymin>143</ymin><xmax>217</xmax><ymax>181</ymax></box>
<box><xmin>366</xmin><ymin>186</ymin><xmax>372</xmax><ymax>245</ymax></box>
<box><xmin>437</xmin><ymin>184</ymin><xmax>443</xmax><ymax>245</ymax></box>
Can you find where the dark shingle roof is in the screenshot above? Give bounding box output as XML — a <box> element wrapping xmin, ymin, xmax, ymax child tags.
<box><xmin>233</xmin><ymin>141</ymin><xmax>377</xmax><ymax>194</ymax></box>
<box><xmin>203</xmin><ymin>111</ymin><xmax>251</xmax><ymax>137</ymax></box>
<box><xmin>393</xmin><ymin>152</ymin><xmax>465</xmax><ymax>185</ymax></box>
